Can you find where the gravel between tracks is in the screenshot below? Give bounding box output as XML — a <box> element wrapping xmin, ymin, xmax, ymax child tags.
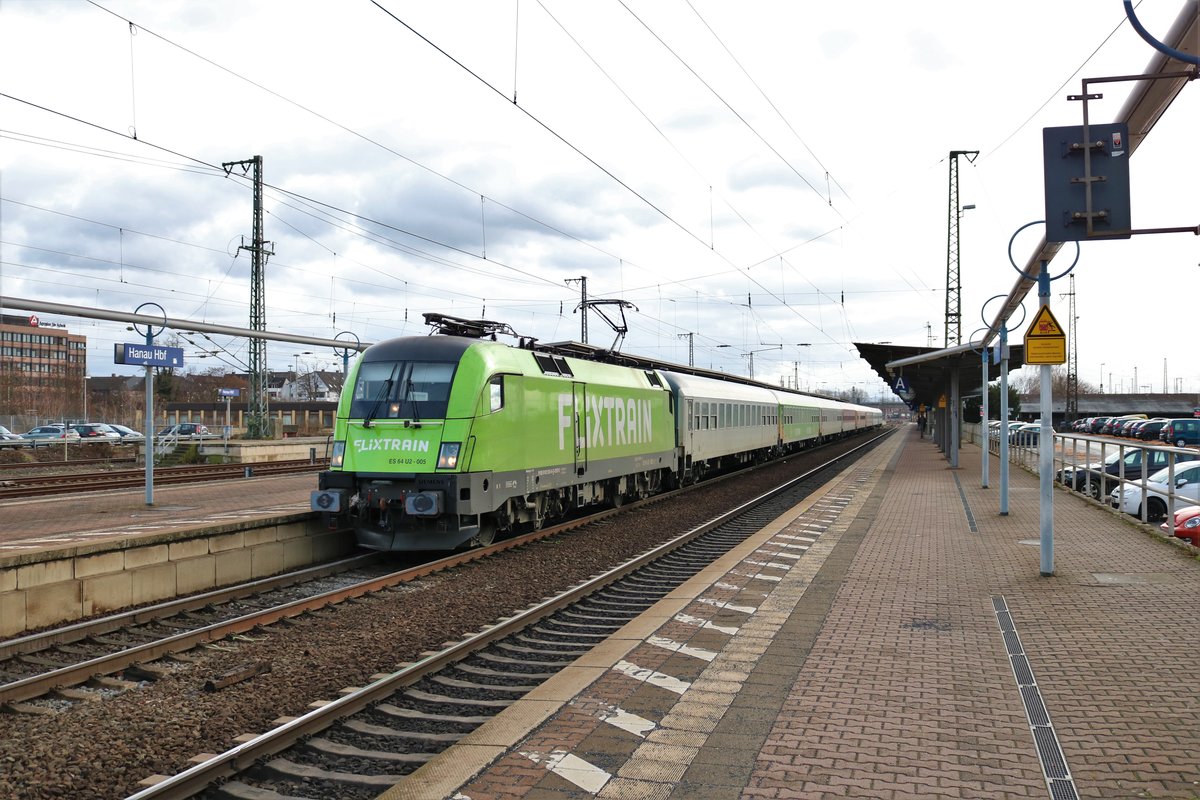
<box><xmin>0</xmin><ymin>438</ymin><xmax>878</xmax><ymax>799</ymax></box>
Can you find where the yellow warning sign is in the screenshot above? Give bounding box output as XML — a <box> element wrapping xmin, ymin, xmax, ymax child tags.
<box><xmin>1025</xmin><ymin>305</ymin><xmax>1064</xmax><ymax>337</ymax></box>
<box><xmin>1023</xmin><ymin>304</ymin><xmax>1066</xmax><ymax>365</ymax></box>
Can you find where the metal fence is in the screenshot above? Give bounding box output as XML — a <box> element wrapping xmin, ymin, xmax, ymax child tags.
<box><xmin>976</xmin><ymin>423</ymin><xmax>1199</xmax><ymax>524</ymax></box>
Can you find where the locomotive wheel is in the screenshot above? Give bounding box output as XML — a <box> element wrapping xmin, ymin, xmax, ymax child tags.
<box><xmin>470</xmin><ymin>519</ymin><xmax>497</xmax><ymax>547</ymax></box>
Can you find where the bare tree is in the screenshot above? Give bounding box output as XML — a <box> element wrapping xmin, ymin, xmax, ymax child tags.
<box><xmin>1010</xmin><ymin>366</ymin><xmax>1098</xmax><ymax>396</ymax></box>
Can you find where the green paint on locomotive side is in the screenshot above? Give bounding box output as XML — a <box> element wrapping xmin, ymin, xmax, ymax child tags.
<box><xmin>329</xmin><ymin>339</ymin><xmax>675</xmax><ymax>475</ymax></box>
<box><xmin>457</xmin><ymin>342</ymin><xmax>675</xmax><ymax>474</ymax></box>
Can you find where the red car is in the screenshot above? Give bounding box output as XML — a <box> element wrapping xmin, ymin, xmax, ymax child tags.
<box><xmin>1161</xmin><ymin>505</ymin><xmax>1200</xmax><ymax>547</ymax></box>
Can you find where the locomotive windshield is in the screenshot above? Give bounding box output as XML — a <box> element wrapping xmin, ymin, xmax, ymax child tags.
<box><xmin>350</xmin><ymin>360</ymin><xmax>456</xmax><ymax>421</ymax></box>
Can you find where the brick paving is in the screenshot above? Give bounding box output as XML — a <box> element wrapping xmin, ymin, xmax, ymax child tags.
<box><xmin>390</xmin><ymin>428</ymin><xmax>1200</xmax><ymax>800</ymax></box>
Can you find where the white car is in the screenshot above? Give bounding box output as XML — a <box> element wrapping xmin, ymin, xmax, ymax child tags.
<box><xmin>0</xmin><ymin>425</ymin><xmax>32</xmax><ymax>447</ymax></box>
<box><xmin>1109</xmin><ymin>460</ymin><xmax>1200</xmax><ymax>522</ymax></box>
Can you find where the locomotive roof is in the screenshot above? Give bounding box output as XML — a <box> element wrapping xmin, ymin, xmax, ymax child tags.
<box><xmin>360</xmin><ymin>335</ymin><xmax>479</xmax><ymax>362</ymax></box>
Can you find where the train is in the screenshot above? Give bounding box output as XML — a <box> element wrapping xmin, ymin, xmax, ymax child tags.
<box><xmin>311</xmin><ymin>315</ymin><xmax>883</xmax><ymax>551</ymax></box>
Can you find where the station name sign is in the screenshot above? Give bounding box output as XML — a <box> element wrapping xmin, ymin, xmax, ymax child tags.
<box><xmin>114</xmin><ymin>342</ymin><xmax>185</xmax><ymax>368</ymax></box>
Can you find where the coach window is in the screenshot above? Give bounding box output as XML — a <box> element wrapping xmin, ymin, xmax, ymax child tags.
<box><xmin>489</xmin><ymin>376</ymin><xmax>504</xmax><ymax>413</ymax></box>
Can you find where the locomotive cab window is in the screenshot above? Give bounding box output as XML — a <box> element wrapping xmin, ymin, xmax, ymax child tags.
<box><xmin>350</xmin><ymin>360</ymin><xmax>456</xmax><ymax>420</ymax></box>
<box><xmin>489</xmin><ymin>376</ymin><xmax>504</xmax><ymax>413</ymax></box>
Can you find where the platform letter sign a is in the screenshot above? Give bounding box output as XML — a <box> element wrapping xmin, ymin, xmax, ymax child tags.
<box><xmin>1042</xmin><ymin>123</ymin><xmax>1131</xmax><ymax>243</ymax></box>
<box><xmin>893</xmin><ymin>376</ymin><xmax>914</xmax><ymax>402</ymax></box>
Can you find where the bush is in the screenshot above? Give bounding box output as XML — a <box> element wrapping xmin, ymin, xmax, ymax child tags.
<box><xmin>0</xmin><ymin>448</ymin><xmax>34</xmax><ymax>465</ymax></box>
<box><xmin>80</xmin><ymin>441</ymin><xmax>115</xmax><ymax>459</ymax></box>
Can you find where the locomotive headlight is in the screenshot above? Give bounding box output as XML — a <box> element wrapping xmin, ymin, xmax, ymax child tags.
<box><xmin>437</xmin><ymin>442</ymin><xmax>461</xmax><ymax>469</ymax></box>
<box><xmin>331</xmin><ymin>440</ymin><xmax>346</xmax><ymax>468</ymax></box>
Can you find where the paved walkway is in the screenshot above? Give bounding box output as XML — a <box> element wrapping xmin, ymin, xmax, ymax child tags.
<box><xmin>385</xmin><ymin>427</ymin><xmax>1200</xmax><ymax>800</ymax></box>
<box><xmin>0</xmin><ymin>473</ymin><xmax>314</xmax><ymax>558</ymax></box>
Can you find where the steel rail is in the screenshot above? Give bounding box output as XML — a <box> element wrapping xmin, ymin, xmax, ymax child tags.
<box><xmin>0</xmin><ymin>481</ymin><xmax>657</xmax><ymax>705</ymax></box>
<box><xmin>124</xmin><ymin>429</ymin><xmax>891</xmax><ymax>799</ymax></box>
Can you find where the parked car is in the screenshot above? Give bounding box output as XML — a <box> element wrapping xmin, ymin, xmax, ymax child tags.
<box><xmin>1089</xmin><ymin>417</ymin><xmax>1112</xmax><ymax>434</ymax></box>
<box><xmin>70</xmin><ymin>422</ymin><xmax>122</xmax><ymax>441</ymax></box>
<box><xmin>1057</xmin><ymin>447</ymin><xmax>1199</xmax><ymax>500</ymax></box>
<box><xmin>0</xmin><ymin>425</ymin><xmax>32</xmax><ymax>447</ymax></box>
<box><xmin>107</xmin><ymin>424</ymin><xmax>145</xmax><ymax>441</ymax></box>
<box><xmin>22</xmin><ymin>425</ymin><xmax>81</xmax><ymax>443</ymax></box>
<box><xmin>1161</xmin><ymin>504</ymin><xmax>1200</xmax><ymax>546</ymax></box>
<box><xmin>1110</xmin><ymin>460</ymin><xmax>1200</xmax><ymax>522</ymax></box>
<box><xmin>1120</xmin><ymin>420</ymin><xmax>1144</xmax><ymax>438</ymax></box>
<box><xmin>1009</xmin><ymin>423</ymin><xmax>1048</xmax><ymax>446</ymax></box>
<box><xmin>1159</xmin><ymin>418</ymin><xmax>1200</xmax><ymax>449</ymax></box>
<box><xmin>159</xmin><ymin>423</ymin><xmax>211</xmax><ymax>438</ymax></box>
<box><xmin>1136</xmin><ymin>421</ymin><xmax>1168</xmax><ymax>441</ymax></box>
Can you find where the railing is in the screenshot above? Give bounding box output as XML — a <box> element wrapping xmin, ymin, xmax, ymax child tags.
<box><xmin>984</xmin><ymin>427</ymin><xmax>1199</xmax><ymax>523</ymax></box>
<box><xmin>153</xmin><ymin>431</ymin><xmax>214</xmax><ymax>463</ymax></box>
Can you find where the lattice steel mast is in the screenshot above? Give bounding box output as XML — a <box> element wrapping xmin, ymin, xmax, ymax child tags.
<box><xmin>945</xmin><ymin>150</ymin><xmax>978</xmax><ymax>347</ymax></box>
<box><xmin>223</xmin><ymin>156</ymin><xmax>274</xmax><ymax>438</ymax></box>
<box><xmin>565</xmin><ymin>276</ymin><xmax>587</xmax><ymax>343</ymax></box>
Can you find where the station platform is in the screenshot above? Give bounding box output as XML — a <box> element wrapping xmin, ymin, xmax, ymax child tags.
<box><xmin>385</xmin><ymin>427</ymin><xmax>1200</xmax><ymax>800</ymax></box>
<box><xmin>0</xmin><ymin>472</ymin><xmax>316</xmax><ymax>557</ymax></box>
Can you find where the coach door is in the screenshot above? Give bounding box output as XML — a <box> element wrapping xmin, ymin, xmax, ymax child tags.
<box><xmin>572</xmin><ymin>382</ymin><xmax>588</xmax><ymax>476</ymax></box>
<box><xmin>684</xmin><ymin>398</ymin><xmax>694</xmax><ymax>467</ymax></box>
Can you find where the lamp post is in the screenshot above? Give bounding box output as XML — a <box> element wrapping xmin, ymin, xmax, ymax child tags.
<box><xmin>292</xmin><ymin>351</ymin><xmax>313</xmax><ymax>400</ymax></box>
<box><xmin>1100</xmin><ymin>362</ymin><xmax>1105</xmax><ymax>393</ymax></box>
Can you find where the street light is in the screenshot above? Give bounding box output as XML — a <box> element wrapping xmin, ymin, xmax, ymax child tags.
<box><xmin>1100</xmin><ymin>362</ymin><xmax>1105</xmax><ymax>393</ymax></box>
<box><xmin>292</xmin><ymin>352</ymin><xmax>314</xmax><ymax>400</ymax></box>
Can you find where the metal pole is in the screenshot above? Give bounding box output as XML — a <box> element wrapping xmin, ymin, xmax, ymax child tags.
<box><xmin>144</xmin><ymin>329</ymin><xmax>154</xmax><ymax>506</ymax></box>
<box><xmin>1037</xmin><ymin>262</ymin><xmax>1055</xmax><ymax>576</ymax></box>
<box><xmin>981</xmin><ymin>349</ymin><xmax>989</xmax><ymax>488</ymax></box>
<box><xmin>999</xmin><ymin>324</ymin><xmax>1010</xmax><ymax>515</ymax></box>
<box><xmin>950</xmin><ymin>367</ymin><xmax>960</xmax><ymax>468</ymax></box>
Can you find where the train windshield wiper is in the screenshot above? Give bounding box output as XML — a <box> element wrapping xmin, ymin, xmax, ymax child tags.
<box><xmin>404</xmin><ymin>379</ymin><xmax>421</xmax><ymax>423</ymax></box>
<box><xmin>362</xmin><ymin>365</ymin><xmax>398</xmax><ymax>428</ymax></box>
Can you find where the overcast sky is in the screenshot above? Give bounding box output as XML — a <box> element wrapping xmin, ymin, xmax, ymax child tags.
<box><xmin>2</xmin><ymin>0</ymin><xmax>1197</xmax><ymax>401</ymax></box>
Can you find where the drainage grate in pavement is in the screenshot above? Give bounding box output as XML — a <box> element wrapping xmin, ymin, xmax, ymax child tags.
<box><xmin>952</xmin><ymin>472</ymin><xmax>978</xmax><ymax>532</ymax></box>
<box><xmin>992</xmin><ymin>596</ymin><xmax>1078</xmax><ymax>800</ymax></box>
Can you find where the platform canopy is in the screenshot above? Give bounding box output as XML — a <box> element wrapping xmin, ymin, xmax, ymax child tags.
<box><xmin>855</xmin><ymin>341</ymin><xmax>1026</xmax><ymax>410</ymax></box>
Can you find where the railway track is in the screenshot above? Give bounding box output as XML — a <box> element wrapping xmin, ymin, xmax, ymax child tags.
<box><xmin>0</xmin><ymin>500</ymin><xmax>644</xmax><ymax>710</ymax></box>
<box><xmin>0</xmin><ymin>459</ymin><xmax>327</xmax><ymax>499</ymax></box>
<box><xmin>115</xmin><ymin>432</ymin><xmax>888</xmax><ymax>799</ymax></box>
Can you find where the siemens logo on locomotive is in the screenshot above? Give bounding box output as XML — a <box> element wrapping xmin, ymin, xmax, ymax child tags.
<box><xmin>557</xmin><ymin>393</ymin><xmax>653</xmax><ymax>450</ymax></box>
<box><xmin>353</xmin><ymin>439</ymin><xmax>432</xmax><ymax>453</ymax></box>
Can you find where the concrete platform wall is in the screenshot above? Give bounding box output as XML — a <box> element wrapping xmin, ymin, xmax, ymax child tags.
<box><xmin>0</xmin><ymin>518</ymin><xmax>356</xmax><ymax>638</ymax></box>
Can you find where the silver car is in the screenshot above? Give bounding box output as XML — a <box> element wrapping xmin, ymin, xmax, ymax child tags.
<box><xmin>22</xmin><ymin>425</ymin><xmax>82</xmax><ymax>443</ymax></box>
<box><xmin>108</xmin><ymin>424</ymin><xmax>145</xmax><ymax>441</ymax></box>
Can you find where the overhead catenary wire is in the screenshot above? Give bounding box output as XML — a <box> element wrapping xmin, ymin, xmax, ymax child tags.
<box><xmin>13</xmin><ymin>0</ymin><xmax>863</xmax><ymax>351</ymax></box>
